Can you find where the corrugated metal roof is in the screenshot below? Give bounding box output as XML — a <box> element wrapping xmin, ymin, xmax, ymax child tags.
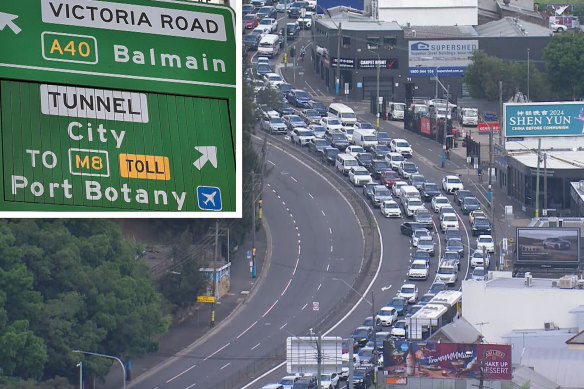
<box><xmin>476</xmin><ymin>17</ymin><xmax>551</xmax><ymax>37</ymax></box>
<box><xmin>429</xmin><ymin>317</ymin><xmax>483</xmax><ymax>343</ymax></box>
<box><xmin>316</xmin><ymin>16</ymin><xmax>402</xmax><ymax>31</ymax></box>
<box><xmin>520</xmin><ymin>347</ymin><xmax>584</xmax><ymax>388</ymax></box>
<box><xmin>513</xmin><ymin>365</ymin><xmax>560</xmax><ymax>389</ymax></box>
<box><xmin>510</xmin><ymin>150</ymin><xmax>584</xmax><ymax>170</ymax></box>
<box><xmin>403</xmin><ymin>25</ymin><xmax>479</xmax><ymax>38</ymax></box>
<box><xmin>566</xmin><ymin>329</ymin><xmax>584</xmax><ymax>345</ymax></box>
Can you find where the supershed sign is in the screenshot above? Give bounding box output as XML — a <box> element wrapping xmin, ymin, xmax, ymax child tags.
<box><xmin>408</xmin><ymin>39</ymin><xmax>478</xmax><ymax>77</ymax></box>
<box><xmin>0</xmin><ymin>0</ymin><xmax>237</xmax><ymax>217</ymax></box>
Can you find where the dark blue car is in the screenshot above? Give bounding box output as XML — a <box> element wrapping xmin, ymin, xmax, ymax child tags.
<box><xmin>286</xmin><ymin>89</ymin><xmax>311</xmax><ymax>108</ymax></box>
<box><xmin>389</xmin><ymin>296</ymin><xmax>407</xmax><ymax>316</ymax></box>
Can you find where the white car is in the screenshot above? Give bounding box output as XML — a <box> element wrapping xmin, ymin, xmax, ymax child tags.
<box><xmin>258</xmin><ymin>17</ymin><xmax>278</xmax><ymax>33</ymax></box>
<box><xmin>436</xmin><ymin>260</ymin><xmax>458</xmax><ymax>285</ymax></box>
<box><xmin>477</xmin><ymin>234</ymin><xmax>495</xmax><ymax>253</ymax></box>
<box><xmin>346</xmin><ymin>145</ymin><xmax>365</xmax><ymax>157</ymax></box>
<box><xmin>390</xmin><ymin>320</ymin><xmax>407</xmax><ymax>338</ymax></box>
<box><xmin>440</xmin><ymin>213</ymin><xmax>459</xmax><ymax>232</ymax></box>
<box><xmin>320</xmin><ymin>372</ymin><xmax>340</xmax><ymax>389</ymax></box>
<box><xmin>392</xmin><ymin>181</ymin><xmax>408</xmax><ymax>197</ymax></box>
<box><xmin>470</xmin><ymin>248</ymin><xmax>490</xmax><ymax>268</ymax></box>
<box><xmin>264</xmin><ymin>72</ymin><xmax>284</xmax><ymax>87</ymax></box>
<box><xmin>380</xmin><ymin>200</ymin><xmax>401</xmax><ymax>218</ymax></box>
<box><xmin>279</xmin><ymin>375</ymin><xmax>299</xmax><ymax>389</ymax></box>
<box><xmin>550</xmin><ymin>22</ymin><xmax>567</xmax><ymax>32</ymax></box>
<box><xmin>471</xmin><ymin>266</ymin><xmax>487</xmax><ymax>281</ymax></box>
<box><xmin>390</xmin><ymin>138</ymin><xmax>413</xmax><ymax>158</ymax></box>
<box><xmin>320</xmin><ymin>117</ymin><xmax>343</xmax><ymax>132</ymax></box>
<box><xmin>397</xmin><ymin>283</ymin><xmax>419</xmax><ymax>303</ymax></box>
<box><xmin>411</xmin><ymin>228</ymin><xmax>430</xmax><ymax>247</ymax></box>
<box><xmin>289</xmin><ymin>128</ymin><xmax>315</xmax><ymax>146</ymax></box>
<box><xmin>408</xmin><ymin>259</ymin><xmax>429</xmax><ymax>280</ymax></box>
<box><xmin>348</xmin><ymin>166</ymin><xmax>373</xmax><ymax>186</ymax></box>
<box><xmin>431</xmin><ymin>195</ymin><xmax>450</xmax><ymax>213</ymax></box>
<box><xmin>405</xmin><ymin>198</ymin><xmax>425</xmax><ymax>217</ymax></box>
<box><xmin>376</xmin><ymin>306</ymin><xmax>398</xmax><ymax>326</ymax></box>
<box><xmin>442</xmin><ymin>175</ymin><xmax>464</xmax><ymax>194</ymax></box>
<box><xmin>385</xmin><ymin>151</ymin><xmax>405</xmax><ymax>170</ymax></box>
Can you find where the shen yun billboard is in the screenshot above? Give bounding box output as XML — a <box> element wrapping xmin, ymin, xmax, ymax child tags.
<box><xmin>0</xmin><ymin>0</ymin><xmax>238</xmax><ymax>217</ymax></box>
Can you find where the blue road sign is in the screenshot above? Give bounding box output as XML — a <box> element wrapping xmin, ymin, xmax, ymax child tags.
<box><xmin>197</xmin><ymin>186</ymin><xmax>222</xmax><ymax>211</ymax></box>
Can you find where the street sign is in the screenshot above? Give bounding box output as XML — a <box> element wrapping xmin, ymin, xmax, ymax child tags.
<box><xmin>312</xmin><ymin>301</ymin><xmax>319</xmax><ymax>311</ymax></box>
<box><xmin>0</xmin><ymin>0</ymin><xmax>238</xmax><ymax>217</ymax></box>
<box><xmin>196</xmin><ymin>295</ymin><xmax>215</xmax><ymax>303</ymax></box>
<box><xmin>286</xmin><ymin>336</ymin><xmax>343</xmax><ymax>375</ymax></box>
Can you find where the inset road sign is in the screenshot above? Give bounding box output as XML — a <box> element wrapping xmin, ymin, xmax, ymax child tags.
<box><xmin>197</xmin><ymin>186</ymin><xmax>222</xmax><ymax>211</ymax></box>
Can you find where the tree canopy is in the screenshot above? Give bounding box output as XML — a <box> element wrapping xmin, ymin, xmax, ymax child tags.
<box><xmin>543</xmin><ymin>33</ymin><xmax>584</xmax><ymax>100</ymax></box>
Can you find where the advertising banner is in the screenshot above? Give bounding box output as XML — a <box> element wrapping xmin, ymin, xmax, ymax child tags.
<box><xmin>516</xmin><ymin>227</ymin><xmax>580</xmax><ymax>264</ymax></box>
<box><xmin>478</xmin><ymin>122</ymin><xmax>500</xmax><ymax>133</ymax></box>
<box><xmin>504</xmin><ymin>102</ymin><xmax>584</xmax><ymax>137</ymax></box>
<box><xmin>408</xmin><ymin>40</ymin><xmax>478</xmax><ymax>77</ymax></box>
<box><xmin>385</xmin><ymin>341</ymin><xmax>512</xmax><ymax>381</ymax></box>
<box><xmin>330</xmin><ymin>58</ymin><xmax>355</xmax><ymax>69</ymax></box>
<box><xmin>420</xmin><ymin>116</ymin><xmax>431</xmax><ymax>135</ymax></box>
<box><xmin>358</xmin><ymin>58</ymin><xmax>399</xmax><ymax>69</ymax></box>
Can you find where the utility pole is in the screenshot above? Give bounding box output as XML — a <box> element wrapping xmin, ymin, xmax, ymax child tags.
<box><xmin>371</xmin><ymin>291</ymin><xmax>378</xmax><ymax>388</ymax></box>
<box><xmin>211</xmin><ymin>219</ymin><xmax>219</xmax><ymax>327</ymax></box>
<box><xmin>376</xmin><ymin>53</ymin><xmax>380</xmax><ymax>130</ymax></box>
<box><xmin>498</xmin><ymin>81</ymin><xmax>503</xmax><ymax>145</ymax></box>
<box><xmin>251</xmin><ymin>171</ymin><xmax>256</xmax><ymax>278</ymax></box>
<box><xmin>317</xmin><ymin>334</ymin><xmax>322</xmax><ymax>388</ymax></box>
<box><xmin>336</xmin><ymin>22</ymin><xmax>341</xmax><ymax>94</ymax></box>
<box><xmin>77</xmin><ymin>361</ymin><xmax>83</xmax><ymax>389</ymax></box>
<box><xmin>535</xmin><ymin>138</ymin><xmax>541</xmax><ymax>218</ymax></box>
<box><xmin>543</xmin><ymin>152</ymin><xmax>548</xmax><ymax>211</ymax></box>
<box><xmin>348</xmin><ymin>339</ymin><xmax>354</xmax><ymax>389</ymax></box>
<box><xmin>526</xmin><ymin>48</ymin><xmax>530</xmax><ymax>102</ymax></box>
<box><xmin>283</xmin><ymin>0</ymin><xmax>288</xmax><ymax>68</ymax></box>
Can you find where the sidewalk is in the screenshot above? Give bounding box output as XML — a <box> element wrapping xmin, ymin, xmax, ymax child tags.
<box><xmin>98</xmin><ymin>225</ymin><xmax>268</xmax><ymax>388</ymax></box>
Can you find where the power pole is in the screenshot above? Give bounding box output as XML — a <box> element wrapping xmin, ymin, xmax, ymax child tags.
<box><xmin>498</xmin><ymin>81</ymin><xmax>503</xmax><ymax>145</ymax></box>
<box><xmin>251</xmin><ymin>171</ymin><xmax>256</xmax><ymax>278</ymax></box>
<box><xmin>317</xmin><ymin>334</ymin><xmax>322</xmax><ymax>388</ymax></box>
<box><xmin>543</xmin><ymin>152</ymin><xmax>548</xmax><ymax>211</ymax></box>
<box><xmin>211</xmin><ymin>220</ymin><xmax>219</xmax><ymax>327</ymax></box>
<box><xmin>376</xmin><ymin>57</ymin><xmax>380</xmax><ymax>130</ymax></box>
<box><xmin>336</xmin><ymin>22</ymin><xmax>341</xmax><ymax>94</ymax></box>
<box><xmin>283</xmin><ymin>0</ymin><xmax>288</xmax><ymax>68</ymax></box>
<box><xmin>371</xmin><ymin>291</ymin><xmax>378</xmax><ymax>388</ymax></box>
<box><xmin>535</xmin><ymin>138</ymin><xmax>541</xmax><ymax>217</ymax></box>
<box><xmin>348</xmin><ymin>339</ymin><xmax>354</xmax><ymax>389</ymax></box>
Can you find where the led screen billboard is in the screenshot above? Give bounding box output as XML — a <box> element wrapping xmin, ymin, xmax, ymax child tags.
<box><xmin>516</xmin><ymin>227</ymin><xmax>580</xmax><ymax>265</ymax></box>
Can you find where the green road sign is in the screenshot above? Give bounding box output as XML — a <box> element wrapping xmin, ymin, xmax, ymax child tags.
<box><xmin>0</xmin><ymin>0</ymin><xmax>238</xmax><ymax>217</ymax></box>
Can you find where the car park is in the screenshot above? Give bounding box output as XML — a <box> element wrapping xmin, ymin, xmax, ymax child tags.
<box><xmin>440</xmin><ymin>213</ymin><xmax>459</xmax><ymax>232</ymax></box>
<box><xmin>411</xmin><ymin>228</ymin><xmax>431</xmax><ymax>247</ymax></box>
<box><xmin>325</xmin><ymin>131</ymin><xmax>349</xmax><ymax>150</ymax></box>
<box><xmin>471</xmin><ymin>216</ymin><xmax>492</xmax><ymax>236</ymax></box>
<box><xmin>348</xmin><ymin>166</ymin><xmax>373</xmax><ymax>186</ymax></box>
<box><xmin>417</xmin><ymin>236</ymin><xmax>435</xmax><ymax>256</ymax></box>
<box><xmin>408</xmin><ymin>174</ymin><xmax>427</xmax><ymax>190</ymax></box>
<box><xmin>390</xmin><ymin>138</ymin><xmax>413</xmax><ymax>157</ymax></box>
<box><xmin>398</xmin><ymin>161</ymin><xmax>419</xmax><ymax>179</ymax></box>
<box><xmin>419</xmin><ymin>182</ymin><xmax>440</xmax><ymax>201</ymax></box>
<box><xmin>470</xmin><ymin>248</ymin><xmax>490</xmax><ymax>268</ymax></box>
<box><xmin>287</xmin><ymin>89</ymin><xmax>311</xmax><ymax>108</ymax></box>
<box><xmin>471</xmin><ymin>266</ymin><xmax>487</xmax><ymax>281</ymax></box>
<box><xmin>408</xmin><ymin>259</ymin><xmax>429</xmax><ymax>280</ymax></box>
<box><xmin>371</xmin><ymin>185</ymin><xmax>392</xmax><ymax>207</ymax></box>
<box><xmin>370</xmin><ymin>159</ymin><xmax>393</xmax><ymax>179</ymax></box>
<box><xmin>405</xmin><ymin>197</ymin><xmax>425</xmax><ymax>218</ymax></box>
<box><xmin>431</xmin><ymin>195</ymin><xmax>450</xmax><ymax>212</ymax></box>
<box><xmin>477</xmin><ymin>234</ymin><xmax>495</xmax><ymax>253</ymax></box>
<box><xmin>380</xmin><ymin>200</ymin><xmax>401</xmax><ymax>218</ymax></box>
<box><xmin>289</xmin><ymin>128</ymin><xmax>314</xmax><ymax>146</ymax></box>
<box><xmin>376</xmin><ymin>306</ymin><xmax>398</xmax><ymax>326</ymax></box>
<box><xmin>389</xmin><ymin>296</ymin><xmax>407</xmax><ymax>316</ymax></box>
<box><xmin>414</xmin><ymin>208</ymin><xmax>434</xmax><ymax>230</ymax></box>
<box><xmin>461</xmin><ymin>196</ymin><xmax>481</xmax><ymax>214</ymax></box>
<box><xmin>398</xmin><ymin>283</ymin><xmax>419</xmax><ymax>303</ymax></box>
<box><xmin>321</xmin><ymin>147</ymin><xmax>340</xmax><ymax>165</ymax></box>
<box><xmin>453</xmin><ymin>189</ymin><xmax>473</xmax><ymax>206</ymax></box>
<box><xmin>442</xmin><ymin>175</ymin><xmax>464</xmax><ymax>194</ymax></box>
<box><xmin>380</xmin><ymin>170</ymin><xmax>401</xmax><ymax>188</ymax></box>
<box><xmin>391</xmin><ymin>320</ymin><xmax>407</xmax><ymax>338</ymax></box>
<box><xmin>400</xmin><ymin>221</ymin><xmax>426</xmax><ymax>236</ymax></box>
<box><xmin>436</xmin><ymin>260</ymin><xmax>458</xmax><ymax>285</ymax></box>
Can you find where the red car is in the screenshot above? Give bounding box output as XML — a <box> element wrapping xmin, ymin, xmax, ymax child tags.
<box><xmin>380</xmin><ymin>170</ymin><xmax>401</xmax><ymax>188</ymax></box>
<box><xmin>243</xmin><ymin>14</ymin><xmax>259</xmax><ymax>29</ymax></box>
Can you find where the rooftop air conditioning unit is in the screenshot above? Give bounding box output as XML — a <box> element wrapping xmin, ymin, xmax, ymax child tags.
<box><xmin>548</xmin><ymin>217</ymin><xmax>559</xmax><ymax>227</ymax></box>
<box><xmin>525</xmin><ymin>272</ymin><xmax>533</xmax><ymax>287</ymax></box>
<box><xmin>544</xmin><ymin>321</ymin><xmax>556</xmax><ymax>330</ymax></box>
<box><xmin>558</xmin><ymin>275</ymin><xmax>577</xmax><ymax>289</ymax></box>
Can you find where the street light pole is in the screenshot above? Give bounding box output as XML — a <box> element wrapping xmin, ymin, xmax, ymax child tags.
<box><xmin>76</xmin><ymin>361</ymin><xmax>83</xmax><ymax>389</ymax></box>
<box><xmin>336</xmin><ymin>22</ymin><xmax>341</xmax><ymax>94</ymax></box>
<box><xmin>72</xmin><ymin>350</ymin><xmax>126</xmax><ymax>389</ymax></box>
<box><xmin>527</xmin><ymin>48</ymin><xmax>530</xmax><ymax>102</ymax></box>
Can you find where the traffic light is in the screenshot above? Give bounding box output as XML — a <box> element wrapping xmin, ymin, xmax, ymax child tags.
<box><xmin>289</xmin><ymin>46</ymin><xmax>295</xmax><ymax>58</ymax></box>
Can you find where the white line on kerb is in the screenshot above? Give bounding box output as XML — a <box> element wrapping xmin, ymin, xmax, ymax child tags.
<box><xmin>165</xmin><ymin>364</ymin><xmax>197</xmax><ymax>383</ymax></box>
<box><xmin>203</xmin><ymin>342</ymin><xmax>230</xmax><ymax>361</ymax></box>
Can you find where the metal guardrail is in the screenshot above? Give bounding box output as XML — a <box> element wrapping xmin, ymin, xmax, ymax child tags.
<box><xmin>219</xmin><ymin>132</ymin><xmax>382</xmax><ymax>388</ymax></box>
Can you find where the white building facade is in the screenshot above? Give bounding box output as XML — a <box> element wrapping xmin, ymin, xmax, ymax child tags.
<box><xmin>377</xmin><ymin>0</ymin><xmax>478</xmax><ymax>27</ymax></box>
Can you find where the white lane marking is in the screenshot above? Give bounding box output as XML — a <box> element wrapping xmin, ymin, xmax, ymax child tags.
<box><xmin>267</xmin><ymin>160</ymin><xmax>276</xmax><ymax>166</ymax></box>
<box><xmin>317</xmin><ymin>283</ymin><xmax>322</xmax><ymax>291</ymax></box>
<box><xmin>203</xmin><ymin>342</ymin><xmax>230</xmax><ymax>361</ymax></box>
<box><xmin>281</xmin><ymin>279</ymin><xmax>292</xmax><ymax>296</ymax></box>
<box><xmin>321</xmin><ymin>210</ymin><xmax>326</xmax><ymax>216</ymax></box>
<box><xmin>291</xmin><ymin>176</ymin><xmax>298</xmax><ymax>182</ymax></box>
<box><xmin>326</xmin><ymin>264</ymin><xmax>330</xmax><ymax>272</ymax></box>
<box><xmin>165</xmin><ymin>364</ymin><xmax>197</xmax><ymax>383</ymax></box>
<box><xmin>330</xmin><ymin>245</ymin><xmax>333</xmax><ymax>253</ymax></box>
<box><xmin>280</xmin><ymin>322</ymin><xmax>288</xmax><ymax>330</ymax></box>
<box><xmin>237</xmin><ymin>321</ymin><xmax>258</xmax><ymax>339</ymax></box>
<box><xmin>329</xmin><ymin>227</ymin><xmax>332</xmax><ymax>234</ymax></box>
<box><xmin>251</xmin><ymin>343</ymin><xmax>261</xmax><ymax>350</ymax></box>
<box><xmin>262</xmin><ymin>300</ymin><xmax>279</xmax><ymax>317</ymax></box>
<box><xmin>220</xmin><ymin>362</ymin><xmax>231</xmax><ymax>370</ymax></box>
<box><xmin>302</xmin><ymin>303</ymin><xmax>308</xmax><ymax>310</ymax></box>
<box><xmin>292</xmin><ymin>258</ymin><xmax>299</xmax><ymax>275</ymax></box>
<box><xmin>186</xmin><ymin>383</ymin><xmax>197</xmax><ymax>389</ymax></box>
<box><xmin>309</xmin><ymin>192</ymin><xmax>314</xmax><ymax>199</ymax></box>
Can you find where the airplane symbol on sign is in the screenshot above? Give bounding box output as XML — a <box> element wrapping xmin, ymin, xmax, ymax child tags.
<box><xmin>202</xmin><ymin>191</ymin><xmax>216</xmax><ymax>207</ymax></box>
<box><xmin>197</xmin><ymin>186</ymin><xmax>222</xmax><ymax>211</ymax></box>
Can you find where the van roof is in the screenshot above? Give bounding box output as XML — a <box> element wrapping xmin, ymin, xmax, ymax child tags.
<box><xmin>329</xmin><ymin>102</ymin><xmax>354</xmax><ymax>112</ymax></box>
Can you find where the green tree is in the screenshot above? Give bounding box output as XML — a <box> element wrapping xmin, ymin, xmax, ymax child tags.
<box><xmin>543</xmin><ymin>33</ymin><xmax>584</xmax><ymax>100</ymax></box>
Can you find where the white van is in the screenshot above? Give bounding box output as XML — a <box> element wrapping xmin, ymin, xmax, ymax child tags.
<box><xmin>335</xmin><ymin>153</ymin><xmax>358</xmax><ymax>175</ymax></box>
<box><xmin>399</xmin><ymin>185</ymin><xmax>421</xmax><ymax>207</ymax></box>
<box><xmin>257</xmin><ymin>34</ymin><xmax>280</xmax><ymax>58</ymax></box>
<box><xmin>388</xmin><ymin>102</ymin><xmax>406</xmax><ymax>120</ymax></box>
<box><xmin>352</xmin><ymin>128</ymin><xmax>378</xmax><ymax>149</ymax></box>
<box><xmin>328</xmin><ymin>103</ymin><xmax>357</xmax><ymax>126</ymax></box>
<box><xmin>459</xmin><ymin>107</ymin><xmax>479</xmax><ymax>126</ymax></box>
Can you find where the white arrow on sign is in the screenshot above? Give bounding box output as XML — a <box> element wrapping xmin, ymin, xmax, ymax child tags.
<box><xmin>193</xmin><ymin>146</ymin><xmax>217</xmax><ymax>170</ymax></box>
<box><xmin>0</xmin><ymin>12</ymin><xmax>21</xmax><ymax>34</ymax></box>
<box><xmin>381</xmin><ymin>284</ymin><xmax>392</xmax><ymax>292</ymax></box>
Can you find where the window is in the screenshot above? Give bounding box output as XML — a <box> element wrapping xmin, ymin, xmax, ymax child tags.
<box><xmin>342</xmin><ymin>36</ymin><xmax>351</xmax><ymax>49</ymax></box>
<box><xmin>384</xmin><ymin>36</ymin><xmax>396</xmax><ymax>49</ymax></box>
<box><xmin>367</xmin><ymin>37</ymin><xmax>379</xmax><ymax>50</ymax></box>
